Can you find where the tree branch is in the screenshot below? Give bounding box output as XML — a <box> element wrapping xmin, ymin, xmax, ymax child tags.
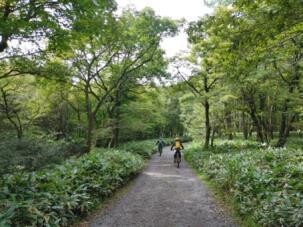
<box><xmin>176</xmin><ymin>68</ymin><xmax>204</xmax><ymax>98</ymax></box>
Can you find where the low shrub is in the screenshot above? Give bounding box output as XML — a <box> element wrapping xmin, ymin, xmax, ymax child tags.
<box><xmin>0</xmin><ymin>136</ymin><xmax>159</xmax><ymax>175</ymax></box>
<box><xmin>0</xmin><ymin>149</ymin><xmax>144</xmax><ymax>226</ymax></box>
<box><xmin>119</xmin><ymin>140</ymin><xmax>157</xmax><ymax>159</ymax></box>
<box><xmin>185</xmin><ymin>140</ymin><xmax>303</xmax><ymax>226</ymax></box>
<box><xmin>0</xmin><ymin>138</ymin><xmax>86</xmax><ymax>174</ymax></box>
<box><xmin>180</xmin><ymin>135</ymin><xmax>193</xmax><ymax>143</ymax></box>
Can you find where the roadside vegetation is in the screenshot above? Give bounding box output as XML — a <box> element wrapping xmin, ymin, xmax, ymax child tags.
<box><xmin>181</xmin><ymin>1</ymin><xmax>302</xmax><ymax>225</ymax></box>
<box><xmin>0</xmin><ymin>140</ymin><xmax>155</xmax><ymax>226</ymax></box>
<box><xmin>185</xmin><ymin>138</ymin><xmax>303</xmax><ymax>226</ymax></box>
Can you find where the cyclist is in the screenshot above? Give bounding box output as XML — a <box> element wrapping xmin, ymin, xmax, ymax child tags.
<box><xmin>171</xmin><ymin>137</ymin><xmax>184</xmax><ymax>163</ymax></box>
<box><xmin>156</xmin><ymin>138</ymin><xmax>165</xmax><ymax>156</ymax></box>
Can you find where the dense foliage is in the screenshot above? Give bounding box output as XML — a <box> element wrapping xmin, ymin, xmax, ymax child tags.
<box><xmin>175</xmin><ymin>0</ymin><xmax>303</xmax><ymax>149</ymax></box>
<box><xmin>185</xmin><ymin>140</ymin><xmax>303</xmax><ymax>226</ymax></box>
<box><xmin>179</xmin><ymin>1</ymin><xmax>303</xmax><ymax>223</ymax></box>
<box><xmin>0</xmin><ymin>137</ymin><xmax>85</xmax><ymax>174</ymax></box>
<box><xmin>0</xmin><ymin>1</ymin><xmax>180</xmax><ymax>152</ymax></box>
<box><xmin>119</xmin><ymin>140</ymin><xmax>158</xmax><ymax>159</ymax></box>
<box><xmin>0</xmin><ymin>140</ymin><xmax>156</xmax><ymax>226</ymax></box>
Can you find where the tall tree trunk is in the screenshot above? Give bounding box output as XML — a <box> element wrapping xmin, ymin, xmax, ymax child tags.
<box><xmin>108</xmin><ymin>87</ymin><xmax>122</xmax><ymax>148</ymax></box>
<box><xmin>84</xmin><ymin>84</ymin><xmax>93</xmax><ymax>152</ymax></box>
<box><xmin>276</xmin><ymin>94</ymin><xmax>297</xmax><ymax>147</ymax></box>
<box><xmin>76</xmin><ymin>103</ymin><xmax>82</xmax><ymax>138</ymax></box>
<box><xmin>267</xmin><ymin>103</ymin><xmax>274</xmax><ymax>140</ymax></box>
<box><xmin>250</xmin><ymin>110</ymin><xmax>264</xmax><ymax>143</ymax></box>
<box><xmin>108</xmin><ymin>120</ymin><xmax>119</xmax><ymax>148</ymax></box>
<box><xmin>225</xmin><ymin>106</ymin><xmax>233</xmax><ymax>140</ymax></box>
<box><xmin>0</xmin><ymin>87</ymin><xmax>23</xmax><ymax>139</ymax></box>
<box><xmin>242</xmin><ymin>111</ymin><xmax>248</xmax><ymax>140</ymax></box>
<box><xmin>243</xmin><ymin>91</ymin><xmax>265</xmax><ymax>143</ymax></box>
<box><xmin>276</xmin><ymin>63</ymin><xmax>300</xmax><ymax>147</ymax></box>
<box><xmin>204</xmin><ymin>98</ymin><xmax>211</xmax><ymax>149</ymax></box>
<box><xmin>259</xmin><ymin>94</ymin><xmax>269</xmax><ymax>144</ymax></box>
<box><xmin>210</xmin><ymin>126</ymin><xmax>217</xmax><ymax>147</ymax></box>
<box><xmin>275</xmin><ymin>41</ymin><xmax>301</xmax><ymax>147</ymax></box>
<box><xmin>249</xmin><ymin>126</ymin><xmax>253</xmax><ymax>138</ymax></box>
<box><xmin>108</xmin><ymin>112</ymin><xmax>120</xmax><ymax>148</ymax></box>
<box><xmin>15</xmin><ymin>113</ymin><xmax>23</xmax><ymax>139</ymax></box>
<box><xmin>0</xmin><ymin>3</ymin><xmax>11</xmax><ymax>52</ymax></box>
<box><xmin>276</xmin><ymin>101</ymin><xmax>289</xmax><ymax>147</ymax></box>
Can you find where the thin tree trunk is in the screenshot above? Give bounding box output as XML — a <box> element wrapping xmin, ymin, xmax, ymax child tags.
<box><xmin>276</xmin><ymin>101</ymin><xmax>297</xmax><ymax>147</ymax></box>
<box><xmin>276</xmin><ymin>64</ymin><xmax>300</xmax><ymax>147</ymax></box>
<box><xmin>0</xmin><ymin>3</ymin><xmax>11</xmax><ymax>52</ymax></box>
<box><xmin>109</xmin><ymin>121</ymin><xmax>119</xmax><ymax>148</ymax></box>
<box><xmin>243</xmin><ymin>91</ymin><xmax>265</xmax><ymax>143</ymax></box>
<box><xmin>259</xmin><ymin>94</ymin><xmax>269</xmax><ymax>144</ymax></box>
<box><xmin>204</xmin><ymin>99</ymin><xmax>211</xmax><ymax>149</ymax></box>
<box><xmin>108</xmin><ymin>116</ymin><xmax>120</xmax><ymax>148</ymax></box>
<box><xmin>84</xmin><ymin>84</ymin><xmax>93</xmax><ymax>152</ymax></box>
<box><xmin>275</xmin><ymin>41</ymin><xmax>301</xmax><ymax>147</ymax></box>
<box><xmin>276</xmin><ymin>101</ymin><xmax>288</xmax><ymax>147</ymax></box>
<box><xmin>210</xmin><ymin>126</ymin><xmax>216</xmax><ymax>147</ymax></box>
<box><xmin>225</xmin><ymin>107</ymin><xmax>233</xmax><ymax>140</ymax></box>
<box><xmin>108</xmin><ymin>87</ymin><xmax>122</xmax><ymax>148</ymax></box>
<box><xmin>76</xmin><ymin>103</ymin><xmax>82</xmax><ymax>138</ymax></box>
<box><xmin>242</xmin><ymin>111</ymin><xmax>248</xmax><ymax>140</ymax></box>
<box><xmin>0</xmin><ymin>88</ymin><xmax>23</xmax><ymax>139</ymax></box>
<box><xmin>15</xmin><ymin>113</ymin><xmax>23</xmax><ymax>139</ymax></box>
<box><xmin>268</xmin><ymin>103</ymin><xmax>274</xmax><ymax>140</ymax></box>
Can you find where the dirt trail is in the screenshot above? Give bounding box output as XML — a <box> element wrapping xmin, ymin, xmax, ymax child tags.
<box><xmin>89</xmin><ymin>146</ymin><xmax>236</xmax><ymax>227</ymax></box>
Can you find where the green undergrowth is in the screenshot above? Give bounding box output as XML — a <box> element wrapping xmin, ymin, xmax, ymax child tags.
<box><xmin>119</xmin><ymin>139</ymin><xmax>157</xmax><ymax>159</ymax></box>
<box><xmin>0</xmin><ymin>137</ymin><xmax>86</xmax><ymax>175</ymax></box>
<box><xmin>185</xmin><ymin>139</ymin><xmax>303</xmax><ymax>226</ymax></box>
<box><xmin>0</xmin><ymin>140</ymin><xmax>155</xmax><ymax>226</ymax></box>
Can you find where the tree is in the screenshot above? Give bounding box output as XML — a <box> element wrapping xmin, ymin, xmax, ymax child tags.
<box><xmin>63</xmin><ymin>8</ymin><xmax>177</xmax><ymax>151</ymax></box>
<box><xmin>0</xmin><ymin>81</ymin><xmax>23</xmax><ymax>139</ymax></box>
<box><xmin>104</xmin><ymin>8</ymin><xmax>177</xmax><ymax>147</ymax></box>
<box><xmin>0</xmin><ymin>0</ymin><xmax>116</xmax><ymax>53</ymax></box>
<box><xmin>185</xmin><ymin>1</ymin><xmax>302</xmax><ymax>147</ymax></box>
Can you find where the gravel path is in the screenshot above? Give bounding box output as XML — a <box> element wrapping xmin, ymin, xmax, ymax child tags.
<box><xmin>89</xmin><ymin>146</ymin><xmax>236</xmax><ymax>227</ymax></box>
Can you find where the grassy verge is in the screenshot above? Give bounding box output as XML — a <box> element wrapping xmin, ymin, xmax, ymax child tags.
<box><xmin>0</xmin><ymin>140</ymin><xmax>155</xmax><ymax>226</ymax></box>
<box><xmin>184</xmin><ymin>139</ymin><xmax>303</xmax><ymax>226</ymax></box>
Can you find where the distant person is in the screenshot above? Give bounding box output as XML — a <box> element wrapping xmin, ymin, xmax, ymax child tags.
<box><xmin>156</xmin><ymin>138</ymin><xmax>165</xmax><ymax>156</ymax></box>
<box><xmin>171</xmin><ymin>137</ymin><xmax>184</xmax><ymax>163</ymax></box>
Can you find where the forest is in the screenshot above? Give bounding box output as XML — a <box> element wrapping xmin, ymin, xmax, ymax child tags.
<box><xmin>0</xmin><ymin>0</ymin><xmax>302</xmax><ymax>226</ymax></box>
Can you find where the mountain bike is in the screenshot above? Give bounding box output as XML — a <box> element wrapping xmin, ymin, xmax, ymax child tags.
<box><xmin>174</xmin><ymin>149</ymin><xmax>181</xmax><ymax>168</ymax></box>
<box><xmin>158</xmin><ymin>146</ymin><xmax>163</xmax><ymax>156</ymax></box>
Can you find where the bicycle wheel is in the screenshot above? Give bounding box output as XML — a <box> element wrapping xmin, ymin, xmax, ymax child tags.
<box><xmin>176</xmin><ymin>155</ymin><xmax>181</xmax><ymax>168</ymax></box>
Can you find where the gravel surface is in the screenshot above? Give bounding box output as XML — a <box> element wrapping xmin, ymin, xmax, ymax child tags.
<box><xmin>89</xmin><ymin>146</ymin><xmax>237</xmax><ymax>227</ymax></box>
